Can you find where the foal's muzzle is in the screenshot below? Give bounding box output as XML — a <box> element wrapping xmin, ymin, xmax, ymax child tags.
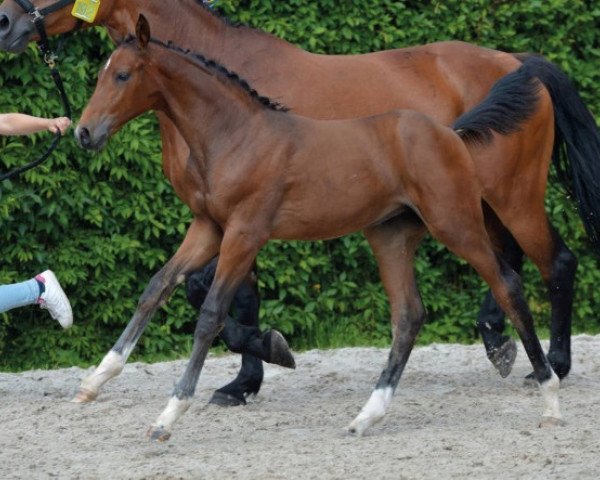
<box><xmin>75</xmin><ymin>123</ymin><xmax>109</xmax><ymax>151</ymax></box>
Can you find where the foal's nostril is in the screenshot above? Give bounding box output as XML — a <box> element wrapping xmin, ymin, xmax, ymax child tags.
<box><xmin>77</xmin><ymin>126</ymin><xmax>92</xmax><ymax>148</ymax></box>
<box><xmin>0</xmin><ymin>14</ymin><xmax>11</xmax><ymax>35</ymax></box>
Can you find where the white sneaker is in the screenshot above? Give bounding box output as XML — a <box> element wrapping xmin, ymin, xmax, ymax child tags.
<box><xmin>37</xmin><ymin>270</ymin><xmax>73</xmax><ymax>329</ymax></box>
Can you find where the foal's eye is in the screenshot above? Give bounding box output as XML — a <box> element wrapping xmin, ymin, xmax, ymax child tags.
<box><xmin>116</xmin><ymin>72</ymin><xmax>130</xmax><ymax>82</ymax></box>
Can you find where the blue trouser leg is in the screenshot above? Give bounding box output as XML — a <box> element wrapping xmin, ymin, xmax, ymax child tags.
<box><xmin>0</xmin><ymin>279</ymin><xmax>40</xmax><ymax>313</ymax></box>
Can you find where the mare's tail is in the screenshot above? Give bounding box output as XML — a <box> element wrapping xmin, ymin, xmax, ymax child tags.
<box><xmin>452</xmin><ymin>60</ymin><xmax>542</xmax><ymax>145</ymax></box>
<box><xmin>516</xmin><ymin>54</ymin><xmax>600</xmax><ymax>250</ymax></box>
<box><xmin>454</xmin><ymin>55</ymin><xmax>600</xmax><ymax>250</ymax></box>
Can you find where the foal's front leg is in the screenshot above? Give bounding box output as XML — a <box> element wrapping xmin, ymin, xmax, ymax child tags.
<box><xmin>148</xmin><ymin>223</ymin><xmax>266</xmax><ymax>441</ymax></box>
<box><xmin>72</xmin><ymin>218</ymin><xmax>222</xmax><ymax>403</ymax></box>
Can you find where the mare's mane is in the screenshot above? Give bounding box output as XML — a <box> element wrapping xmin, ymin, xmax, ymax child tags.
<box><xmin>194</xmin><ymin>0</ymin><xmax>249</xmax><ymax>29</ymax></box>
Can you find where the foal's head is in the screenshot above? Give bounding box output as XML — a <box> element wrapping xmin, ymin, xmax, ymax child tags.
<box><xmin>76</xmin><ymin>15</ymin><xmax>165</xmax><ymax>151</ymax></box>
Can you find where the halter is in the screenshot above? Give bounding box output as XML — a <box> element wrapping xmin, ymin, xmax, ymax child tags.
<box><xmin>14</xmin><ymin>0</ymin><xmax>76</xmax><ymax>57</ymax></box>
<box><xmin>1</xmin><ymin>0</ymin><xmax>77</xmax><ymax>182</ymax></box>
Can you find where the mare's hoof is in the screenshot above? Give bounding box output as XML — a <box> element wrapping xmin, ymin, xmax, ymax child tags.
<box><xmin>265</xmin><ymin>330</ymin><xmax>296</xmax><ymax>369</ymax></box>
<box><xmin>208</xmin><ymin>390</ymin><xmax>247</xmax><ymax>407</ymax></box>
<box><xmin>539</xmin><ymin>416</ymin><xmax>566</xmax><ymax>428</ymax></box>
<box><xmin>71</xmin><ymin>388</ymin><xmax>98</xmax><ymax>403</ymax></box>
<box><xmin>523</xmin><ymin>372</ymin><xmax>538</xmax><ymax>388</ymax></box>
<box><xmin>489</xmin><ymin>338</ymin><xmax>517</xmax><ymax>378</ymax></box>
<box><xmin>147</xmin><ymin>425</ymin><xmax>172</xmax><ymax>442</ymax></box>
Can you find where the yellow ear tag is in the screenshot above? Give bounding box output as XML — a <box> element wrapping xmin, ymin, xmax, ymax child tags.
<box><xmin>71</xmin><ymin>0</ymin><xmax>101</xmax><ymax>23</ymax></box>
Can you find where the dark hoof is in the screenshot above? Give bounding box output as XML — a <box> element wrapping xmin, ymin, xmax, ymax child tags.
<box><xmin>488</xmin><ymin>338</ymin><xmax>517</xmax><ymax>378</ymax></box>
<box><xmin>147</xmin><ymin>425</ymin><xmax>172</xmax><ymax>442</ymax></box>
<box><xmin>264</xmin><ymin>330</ymin><xmax>296</xmax><ymax>369</ymax></box>
<box><xmin>523</xmin><ymin>372</ymin><xmax>538</xmax><ymax>387</ymax></box>
<box><xmin>209</xmin><ymin>390</ymin><xmax>247</xmax><ymax>407</ymax></box>
<box><xmin>524</xmin><ymin>356</ymin><xmax>570</xmax><ymax>387</ymax></box>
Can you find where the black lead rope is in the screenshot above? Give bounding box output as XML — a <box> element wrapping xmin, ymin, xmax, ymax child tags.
<box><xmin>0</xmin><ymin>0</ymin><xmax>76</xmax><ymax>182</ymax></box>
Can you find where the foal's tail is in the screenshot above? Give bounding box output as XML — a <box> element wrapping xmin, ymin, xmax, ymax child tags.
<box><xmin>454</xmin><ymin>55</ymin><xmax>600</xmax><ymax>250</ymax></box>
<box><xmin>514</xmin><ymin>54</ymin><xmax>600</xmax><ymax>251</ymax></box>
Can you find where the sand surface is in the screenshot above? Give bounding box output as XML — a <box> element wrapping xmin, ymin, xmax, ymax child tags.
<box><xmin>1</xmin><ymin>335</ymin><xmax>599</xmax><ymax>479</ymax></box>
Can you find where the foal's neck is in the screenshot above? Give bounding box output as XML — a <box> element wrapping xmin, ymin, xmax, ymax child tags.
<box><xmin>154</xmin><ymin>49</ymin><xmax>285</xmax><ymax>166</ymax></box>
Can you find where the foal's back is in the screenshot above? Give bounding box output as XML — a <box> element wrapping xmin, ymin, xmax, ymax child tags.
<box><xmin>265</xmin><ymin>109</ymin><xmax>475</xmax><ymax>240</ymax></box>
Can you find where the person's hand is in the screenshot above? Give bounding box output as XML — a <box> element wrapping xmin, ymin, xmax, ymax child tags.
<box><xmin>47</xmin><ymin>117</ymin><xmax>71</xmax><ymax>135</ymax></box>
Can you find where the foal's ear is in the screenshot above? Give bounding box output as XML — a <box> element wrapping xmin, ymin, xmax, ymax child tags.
<box><xmin>135</xmin><ymin>14</ymin><xmax>151</xmax><ymax>50</ymax></box>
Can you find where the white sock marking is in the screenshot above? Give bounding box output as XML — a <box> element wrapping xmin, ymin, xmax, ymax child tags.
<box><xmin>348</xmin><ymin>387</ymin><xmax>394</xmax><ymax>436</ymax></box>
<box><xmin>153</xmin><ymin>396</ymin><xmax>192</xmax><ymax>432</ymax></box>
<box><xmin>539</xmin><ymin>371</ymin><xmax>562</xmax><ymax>419</ymax></box>
<box><xmin>80</xmin><ymin>350</ymin><xmax>125</xmax><ymax>395</ymax></box>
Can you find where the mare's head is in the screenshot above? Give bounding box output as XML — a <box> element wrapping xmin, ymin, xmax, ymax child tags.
<box><xmin>0</xmin><ymin>0</ymin><xmax>112</xmax><ymax>52</ymax></box>
<box><xmin>76</xmin><ymin>14</ymin><xmax>162</xmax><ymax>151</ymax></box>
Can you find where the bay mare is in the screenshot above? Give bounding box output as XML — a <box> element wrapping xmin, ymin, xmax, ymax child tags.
<box><xmin>75</xmin><ymin>17</ymin><xmax>564</xmax><ymax>441</ymax></box>
<box><xmin>1</xmin><ymin>0</ymin><xmax>599</xmax><ymax>404</ymax></box>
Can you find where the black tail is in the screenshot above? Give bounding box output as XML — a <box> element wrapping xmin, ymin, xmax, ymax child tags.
<box><xmin>454</xmin><ymin>54</ymin><xmax>600</xmax><ymax>250</ymax></box>
<box><xmin>453</xmin><ymin>63</ymin><xmax>542</xmax><ymax>145</ymax></box>
<box><xmin>515</xmin><ymin>54</ymin><xmax>600</xmax><ymax>250</ymax></box>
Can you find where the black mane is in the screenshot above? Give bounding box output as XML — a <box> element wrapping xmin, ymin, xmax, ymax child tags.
<box><xmin>121</xmin><ymin>35</ymin><xmax>289</xmax><ymax>113</ymax></box>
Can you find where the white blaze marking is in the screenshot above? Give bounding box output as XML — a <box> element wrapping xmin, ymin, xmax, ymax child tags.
<box><xmin>348</xmin><ymin>387</ymin><xmax>394</xmax><ymax>436</ymax></box>
<box><xmin>104</xmin><ymin>57</ymin><xmax>112</xmax><ymax>71</ymax></box>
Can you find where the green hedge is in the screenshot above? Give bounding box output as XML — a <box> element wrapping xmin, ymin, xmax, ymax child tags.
<box><xmin>1</xmin><ymin>0</ymin><xmax>599</xmax><ymax>370</ymax></box>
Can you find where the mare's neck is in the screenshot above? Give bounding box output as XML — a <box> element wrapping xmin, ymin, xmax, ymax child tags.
<box><xmin>106</xmin><ymin>0</ymin><xmax>299</xmax><ymax>68</ymax></box>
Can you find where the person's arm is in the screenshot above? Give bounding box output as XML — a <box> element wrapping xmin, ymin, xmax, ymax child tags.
<box><xmin>0</xmin><ymin>113</ymin><xmax>71</xmax><ymax>136</ymax></box>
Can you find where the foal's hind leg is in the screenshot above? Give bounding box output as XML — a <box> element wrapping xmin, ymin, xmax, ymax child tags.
<box><xmin>427</xmin><ymin>213</ymin><xmax>562</xmax><ymax>426</ymax></box>
<box><xmin>348</xmin><ymin>213</ymin><xmax>427</xmax><ymax>435</ymax></box>
<box><xmin>72</xmin><ymin>218</ymin><xmax>221</xmax><ymax>403</ymax></box>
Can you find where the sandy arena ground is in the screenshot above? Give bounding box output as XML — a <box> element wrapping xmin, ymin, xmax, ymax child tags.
<box><xmin>1</xmin><ymin>335</ymin><xmax>599</xmax><ymax>479</ymax></box>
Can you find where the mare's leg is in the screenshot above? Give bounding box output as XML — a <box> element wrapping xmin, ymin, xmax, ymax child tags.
<box><xmin>348</xmin><ymin>212</ymin><xmax>427</xmax><ymax>435</ymax></box>
<box><xmin>148</xmin><ymin>222</ymin><xmax>267</xmax><ymax>441</ymax></box>
<box><xmin>491</xmin><ymin>208</ymin><xmax>577</xmax><ymax>381</ymax></box>
<box><xmin>477</xmin><ymin>208</ymin><xmax>523</xmax><ymax>377</ymax></box>
<box><xmin>186</xmin><ymin>260</ymin><xmax>294</xmax><ymax>407</ymax></box>
<box><xmin>543</xmin><ymin>230</ymin><xmax>577</xmax><ymax>379</ymax></box>
<box><xmin>72</xmin><ymin>218</ymin><xmax>222</xmax><ymax>403</ymax></box>
<box><xmin>477</xmin><ymin>83</ymin><xmax>573</xmax><ymax>382</ymax></box>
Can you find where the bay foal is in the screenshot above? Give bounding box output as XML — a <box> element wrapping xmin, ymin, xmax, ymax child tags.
<box><xmin>76</xmin><ymin>17</ymin><xmax>562</xmax><ymax>440</ymax></box>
